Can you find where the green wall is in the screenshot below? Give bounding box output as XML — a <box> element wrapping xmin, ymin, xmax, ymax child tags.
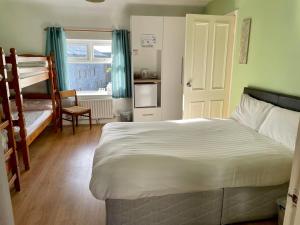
<box><xmin>205</xmin><ymin>0</ymin><xmax>300</xmax><ymax>112</ymax></box>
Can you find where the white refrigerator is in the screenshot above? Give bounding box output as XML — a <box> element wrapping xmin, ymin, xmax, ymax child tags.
<box><xmin>134</xmin><ymin>84</ymin><xmax>158</xmax><ymax>108</ymax></box>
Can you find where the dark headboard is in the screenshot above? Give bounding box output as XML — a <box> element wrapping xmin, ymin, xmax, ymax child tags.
<box><xmin>244</xmin><ymin>87</ymin><xmax>300</xmax><ymax>112</ymax></box>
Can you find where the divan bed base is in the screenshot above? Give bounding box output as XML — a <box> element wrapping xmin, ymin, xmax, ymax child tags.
<box><xmin>106</xmin><ymin>183</ymin><xmax>288</xmax><ymax>225</ymax></box>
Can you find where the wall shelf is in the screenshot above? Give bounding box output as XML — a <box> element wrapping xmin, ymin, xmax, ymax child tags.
<box><xmin>134</xmin><ymin>79</ymin><xmax>161</xmax><ymax>84</ymax></box>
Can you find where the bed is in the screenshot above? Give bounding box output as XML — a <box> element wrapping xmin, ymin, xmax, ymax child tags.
<box><xmin>0</xmin><ymin>47</ymin><xmax>21</xmax><ymax>191</ymax></box>
<box><xmin>3</xmin><ymin>48</ymin><xmax>59</xmax><ymax>170</ymax></box>
<box><xmin>90</xmin><ymin>87</ymin><xmax>300</xmax><ymax>225</ymax></box>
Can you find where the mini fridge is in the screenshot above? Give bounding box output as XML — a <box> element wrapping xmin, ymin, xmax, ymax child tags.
<box><xmin>134</xmin><ymin>84</ymin><xmax>158</xmax><ymax>108</ymax></box>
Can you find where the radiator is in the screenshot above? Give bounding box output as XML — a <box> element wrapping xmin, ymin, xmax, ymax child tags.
<box><xmin>78</xmin><ymin>99</ymin><xmax>114</xmax><ymax>119</ymax></box>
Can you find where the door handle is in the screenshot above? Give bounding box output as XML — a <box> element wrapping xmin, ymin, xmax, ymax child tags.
<box><xmin>288</xmin><ymin>193</ymin><xmax>298</xmax><ymax>205</ymax></box>
<box><xmin>186</xmin><ymin>80</ymin><xmax>192</xmax><ymax>87</ymax></box>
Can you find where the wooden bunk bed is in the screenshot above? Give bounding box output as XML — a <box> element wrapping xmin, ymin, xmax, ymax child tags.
<box><xmin>0</xmin><ymin>47</ymin><xmax>21</xmax><ymax>191</ymax></box>
<box><xmin>5</xmin><ymin>48</ymin><xmax>58</xmax><ymax>171</ymax></box>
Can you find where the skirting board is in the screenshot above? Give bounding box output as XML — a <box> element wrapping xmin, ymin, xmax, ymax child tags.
<box><xmin>62</xmin><ymin>116</ymin><xmax>120</xmax><ymax>126</ymax></box>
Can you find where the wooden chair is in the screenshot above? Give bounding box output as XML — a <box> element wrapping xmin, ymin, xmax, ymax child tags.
<box><xmin>59</xmin><ymin>90</ymin><xmax>92</xmax><ymax>134</ymax></box>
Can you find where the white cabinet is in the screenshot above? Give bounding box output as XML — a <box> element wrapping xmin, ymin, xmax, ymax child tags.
<box><xmin>134</xmin><ymin>108</ymin><xmax>162</xmax><ymax>122</ymax></box>
<box><xmin>161</xmin><ymin>17</ymin><xmax>185</xmax><ymax>120</ymax></box>
<box><xmin>131</xmin><ymin>16</ymin><xmax>163</xmax><ymax>50</ymax></box>
<box><xmin>131</xmin><ymin>16</ymin><xmax>185</xmax><ymax>122</ymax></box>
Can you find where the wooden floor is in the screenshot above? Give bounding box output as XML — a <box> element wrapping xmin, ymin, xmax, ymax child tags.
<box><xmin>12</xmin><ymin>125</ymin><xmax>105</xmax><ymax>225</ymax></box>
<box><xmin>11</xmin><ymin>125</ymin><xmax>277</xmax><ymax>225</ymax></box>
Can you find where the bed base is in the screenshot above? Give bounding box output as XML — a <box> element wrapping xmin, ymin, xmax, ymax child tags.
<box><xmin>106</xmin><ymin>183</ymin><xmax>288</xmax><ymax>225</ymax></box>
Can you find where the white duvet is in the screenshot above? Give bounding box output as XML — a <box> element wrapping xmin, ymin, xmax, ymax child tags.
<box><xmin>90</xmin><ymin>119</ymin><xmax>293</xmax><ymax>200</ymax></box>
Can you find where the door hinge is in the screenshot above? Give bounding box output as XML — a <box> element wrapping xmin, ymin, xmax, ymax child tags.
<box><xmin>288</xmin><ymin>193</ymin><xmax>298</xmax><ymax>205</ymax></box>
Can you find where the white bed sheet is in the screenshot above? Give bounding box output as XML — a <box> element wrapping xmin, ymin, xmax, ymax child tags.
<box><xmin>13</xmin><ymin>110</ymin><xmax>52</xmax><ymax>140</ymax></box>
<box><xmin>90</xmin><ymin>119</ymin><xmax>293</xmax><ymax>200</ymax></box>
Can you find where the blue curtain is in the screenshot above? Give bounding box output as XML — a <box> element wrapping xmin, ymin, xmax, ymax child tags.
<box><xmin>45</xmin><ymin>27</ymin><xmax>69</xmax><ymax>91</ymax></box>
<box><xmin>112</xmin><ymin>30</ymin><xmax>132</xmax><ymax>98</ymax></box>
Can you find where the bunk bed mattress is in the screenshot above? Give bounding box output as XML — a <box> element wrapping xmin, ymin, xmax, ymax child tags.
<box><xmin>90</xmin><ymin>119</ymin><xmax>293</xmax><ymax>200</ymax></box>
<box><xmin>10</xmin><ymin>99</ymin><xmax>53</xmax><ymax>111</ymax></box>
<box><xmin>6</xmin><ymin>61</ymin><xmax>48</xmax><ymax>79</ymax></box>
<box><xmin>13</xmin><ymin>110</ymin><xmax>52</xmax><ymax>140</ymax></box>
<box><xmin>0</xmin><ymin>130</ymin><xmax>8</xmax><ymax>152</ymax></box>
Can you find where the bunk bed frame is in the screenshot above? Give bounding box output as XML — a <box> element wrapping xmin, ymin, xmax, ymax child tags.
<box><xmin>5</xmin><ymin>48</ymin><xmax>58</xmax><ymax>170</ymax></box>
<box><xmin>0</xmin><ymin>48</ymin><xmax>21</xmax><ymax>191</ymax></box>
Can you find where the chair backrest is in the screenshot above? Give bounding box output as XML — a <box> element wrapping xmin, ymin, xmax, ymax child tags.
<box><xmin>59</xmin><ymin>90</ymin><xmax>78</xmax><ymax>107</ymax></box>
<box><xmin>59</xmin><ymin>90</ymin><xmax>76</xmax><ymax>98</ymax></box>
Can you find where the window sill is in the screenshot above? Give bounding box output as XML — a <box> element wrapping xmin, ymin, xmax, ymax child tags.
<box><xmin>77</xmin><ymin>91</ymin><xmax>112</xmax><ymax>100</ymax></box>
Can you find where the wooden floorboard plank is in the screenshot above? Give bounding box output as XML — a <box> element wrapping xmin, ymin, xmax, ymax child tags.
<box><xmin>11</xmin><ymin>125</ymin><xmax>278</xmax><ymax>225</ymax></box>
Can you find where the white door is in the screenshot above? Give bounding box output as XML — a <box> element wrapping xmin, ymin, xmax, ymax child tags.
<box><xmin>161</xmin><ymin>17</ymin><xmax>185</xmax><ymax>120</ymax></box>
<box><xmin>183</xmin><ymin>14</ymin><xmax>235</xmax><ymax>119</ymax></box>
<box><xmin>284</xmin><ymin>122</ymin><xmax>300</xmax><ymax>225</ymax></box>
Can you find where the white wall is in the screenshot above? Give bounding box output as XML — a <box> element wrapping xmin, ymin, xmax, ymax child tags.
<box><xmin>0</xmin><ymin>1</ymin><xmax>203</xmax><ymax>117</ymax></box>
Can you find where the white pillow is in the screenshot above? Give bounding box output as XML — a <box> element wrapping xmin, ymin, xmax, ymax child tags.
<box><xmin>231</xmin><ymin>94</ymin><xmax>274</xmax><ymax>130</ymax></box>
<box><xmin>258</xmin><ymin>107</ymin><xmax>300</xmax><ymax>150</ymax></box>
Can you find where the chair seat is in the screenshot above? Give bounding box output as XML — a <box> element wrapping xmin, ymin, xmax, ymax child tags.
<box><xmin>62</xmin><ymin>106</ymin><xmax>90</xmax><ymax>114</ymax></box>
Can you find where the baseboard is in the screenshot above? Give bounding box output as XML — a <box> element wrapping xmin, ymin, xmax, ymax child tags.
<box><xmin>62</xmin><ymin>116</ymin><xmax>121</xmax><ymax>126</ymax></box>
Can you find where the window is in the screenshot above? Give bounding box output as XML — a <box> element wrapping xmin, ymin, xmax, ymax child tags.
<box><xmin>67</xmin><ymin>39</ymin><xmax>112</xmax><ymax>94</ymax></box>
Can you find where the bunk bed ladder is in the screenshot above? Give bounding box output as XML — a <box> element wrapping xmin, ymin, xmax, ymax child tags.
<box><xmin>50</xmin><ymin>53</ymin><xmax>61</xmax><ymax>130</ymax></box>
<box><xmin>0</xmin><ymin>47</ymin><xmax>21</xmax><ymax>191</ymax></box>
<box><xmin>8</xmin><ymin>48</ymin><xmax>31</xmax><ymax>170</ymax></box>
<box><xmin>48</xmin><ymin>55</ymin><xmax>59</xmax><ymax>132</ymax></box>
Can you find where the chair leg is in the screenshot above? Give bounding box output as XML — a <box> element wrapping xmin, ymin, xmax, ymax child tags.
<box><xmin>72</xmin><ymin>115</ymin><xmax>75</xmax><ymax>135</ymax></box>
<box><xmin>76</xmin><ymin>116</ymin><xmax>78</xmax><ymax>127</ymax></box>
<box><xmin>89</xmin><ymin>111</ymin><xmax>92</xmax><ymax>130</ymax></box>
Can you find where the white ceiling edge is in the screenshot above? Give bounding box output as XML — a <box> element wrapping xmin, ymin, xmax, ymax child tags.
<box><xmin>3</xmin><ymin>0</ymin><xmax>213</xmax><ymax>7</ymax></box>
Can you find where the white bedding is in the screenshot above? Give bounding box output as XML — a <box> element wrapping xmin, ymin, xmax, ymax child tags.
<box><xmin>90</xmin><ymin>119</ymin><xmax>293</xmax><ymax>200</ymax></box>
<box><xmin>7</xmin><ymin>61</ymin><xmax>48</xmax><ymax>79</ymax></box>
<box><xmin>13</xmin><ymin>110</ymin><xmax>52</xmax><ymax>140</ymax></box>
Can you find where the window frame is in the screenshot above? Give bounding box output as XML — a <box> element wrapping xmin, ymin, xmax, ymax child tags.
<box><xmin>67</xmin><ymin>39</ymin><xmax>112</xmax><ymax>64</ymax></box>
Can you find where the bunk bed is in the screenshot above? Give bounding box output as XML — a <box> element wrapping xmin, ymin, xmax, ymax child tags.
<box><xmin>0</xmin><ymin>47</ymin><xmax>21</xmax><ymax>191</ymax></box>
<box><xmin>5</xmin><ymin>48</ymin><xmax>59</xmax><ymax>171</ymax></box>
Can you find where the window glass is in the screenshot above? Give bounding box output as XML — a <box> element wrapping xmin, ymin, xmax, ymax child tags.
<box><xmin>67</xmin><ymin>43</ymin><xmax>88</xmax><ymax>58</ymax></box>
<box><xmin>93</xmin><ymin>45</ymin><xmax>112</xmax><ymax>59</ymax></box>
<box><xmin>67</xmin><ymin>40</ymin><xmax>112</xmax><ymax>93</ymax></box>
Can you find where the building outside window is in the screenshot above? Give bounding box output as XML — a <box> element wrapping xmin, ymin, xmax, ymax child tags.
<box><xmin>67</xmin><ymin>39</ymin><xmax>112</xmax><ymax>95</ymax></box>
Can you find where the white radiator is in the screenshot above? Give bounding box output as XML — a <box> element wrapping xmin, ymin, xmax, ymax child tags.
<box><xmin>78</xmin><ymin>99</ymin><xmax>114</xmax><ymax>119</ymax></box>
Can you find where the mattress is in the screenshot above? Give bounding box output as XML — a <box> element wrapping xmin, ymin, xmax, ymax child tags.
<box><xmin>90</xmin><ymin>119</ymin><xmax>293</xmax><ymax>200</ymax></box>
<box><xmin>6</xmin><ymin>61</ymin><xmax>48</xmax><ymax>79</ymax></box>
<box><xmin>0</xmin><ymin>130</ymin><xmax>8</xmax><ymax>152</ymax></box>
<box><xmin>13</xmin><ymin>110</ymin><xmax>52</xmax><ymax>140</ymax></box>
<box><xmin>10</xmin><ymin>99</ymin><xmax>53</xmax><ymax>112</ymax></box>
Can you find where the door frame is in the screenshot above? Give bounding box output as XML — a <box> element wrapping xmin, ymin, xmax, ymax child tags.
<box><xmin>225</xmin><ymin>10</ymin><xmax>238</xmax><ymax>116</ymax></box>
<box><xmin>283</xmin><ymin>121</ymin><xmax>300</xmax><ymax>225</ymax></box>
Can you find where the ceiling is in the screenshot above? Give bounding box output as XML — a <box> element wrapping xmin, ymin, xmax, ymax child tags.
<box><xmin>5</xmin><ymin>0</ymin><xmax>213</xmax><ymax>7</ymax></box>
<box><xmin>0</xmin><ymin>0</ymin><xmax>211</xmax><ymax>29</ymax></box>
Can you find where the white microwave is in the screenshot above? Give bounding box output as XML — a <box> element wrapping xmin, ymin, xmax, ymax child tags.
<box><xmin>134</xmin><ymin>84</ymin><xmax>158</xmax><ymax>108</ymax></box>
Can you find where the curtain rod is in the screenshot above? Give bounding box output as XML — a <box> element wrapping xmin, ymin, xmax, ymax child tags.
<box><xmin>44</xmin><ymin>27</ymin><xmax>113</xmax><ymax>33</ymax></box>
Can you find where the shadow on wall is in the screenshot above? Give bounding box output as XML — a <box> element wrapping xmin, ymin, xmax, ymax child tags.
<box><xmin>205</xmin><ymin>0</ymin><xmax>239</xmax><ymax>15</ymax></box>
